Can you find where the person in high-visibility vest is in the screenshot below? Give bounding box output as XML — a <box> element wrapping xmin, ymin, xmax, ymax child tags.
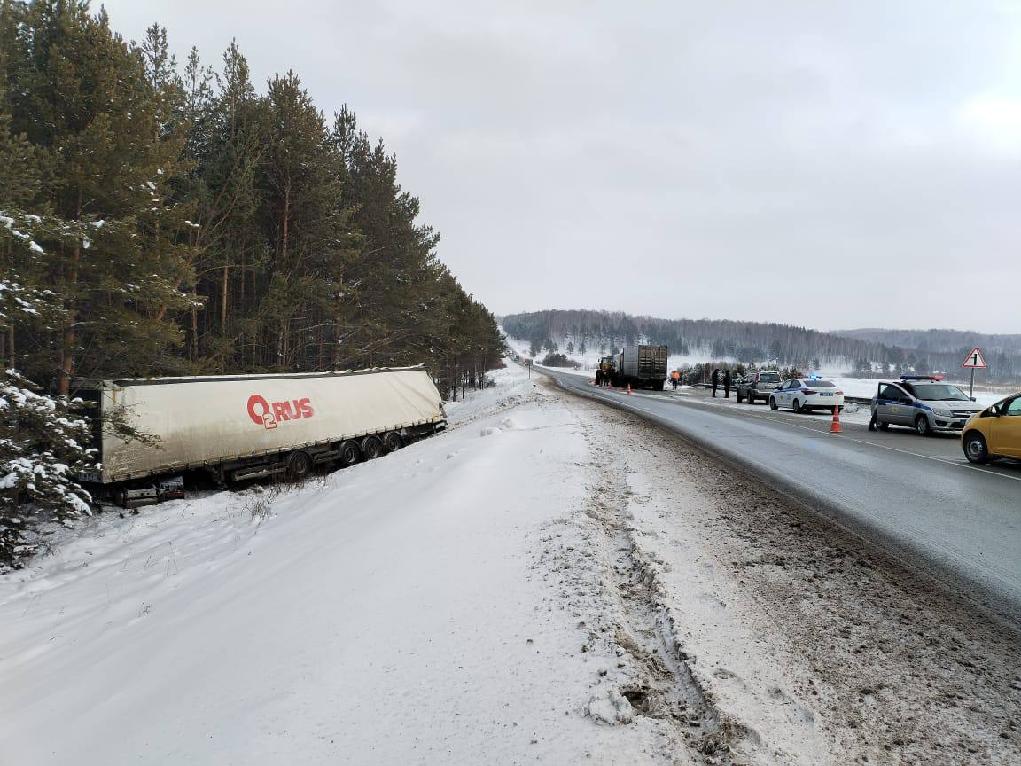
<box><xmin>670</xmin><ymin>370</ymin><xmax>680</xmax><ymax>390</ymax></box>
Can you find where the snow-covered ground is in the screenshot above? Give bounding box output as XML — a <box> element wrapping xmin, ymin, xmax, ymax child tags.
<box><xmin>3</xmin><ymin>361</ymin><xmax>1018</xmax><ymax>764</ymax></box>
<box><xmin>0</xmin><ymin>363</ymin><xmax>680</xmax><ymax>764</ymax></box>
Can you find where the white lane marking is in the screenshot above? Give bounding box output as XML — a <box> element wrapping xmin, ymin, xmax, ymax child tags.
<box><xmin>946</xmin><ymin>462</ymin><xmax>1021</xmax><ymax>482</ymax></box>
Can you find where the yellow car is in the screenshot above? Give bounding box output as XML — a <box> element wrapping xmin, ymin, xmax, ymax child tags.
<box><xmin>962</xmin><ymin>393</ymin><xmax>1021</xmax><ymax>464</ymax></box>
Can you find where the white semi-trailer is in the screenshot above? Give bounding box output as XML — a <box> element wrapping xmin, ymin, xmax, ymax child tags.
<box><xmin>77</xmin><ymin>367</ymin><xmax>445</xmax><ymax>501</ymax></box>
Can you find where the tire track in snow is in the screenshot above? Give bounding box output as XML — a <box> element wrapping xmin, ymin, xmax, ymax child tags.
<box><xmin>567</xmin><ymin>402</ymin><xmax>757</xmax><ymax>763</ymax></box>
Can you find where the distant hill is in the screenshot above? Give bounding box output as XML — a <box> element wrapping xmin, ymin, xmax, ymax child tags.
<box><xmin>501</xmin><ymin>310</ymin><xmax>1021</xmax><ymax>383</ymax></box>
<box><xmin>835</xmin><ymin>329</ymin><xmax>1021</xmax><ymax>356</ymax></box>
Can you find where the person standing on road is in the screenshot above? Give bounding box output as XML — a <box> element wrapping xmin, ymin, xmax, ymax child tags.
<box><xmin>724</xmin><ymin>369</ymin><xmax>731</xmax><ymax>399</ymax></box>
<box><xmin>712</xmin><ymin>368</ymin><xmax>720</xmax><ymax>397</ymax></box>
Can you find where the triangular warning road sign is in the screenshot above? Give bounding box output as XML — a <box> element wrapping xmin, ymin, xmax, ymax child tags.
<box><xmin>962</xmin><ymin>347</ymin><xmax>987</xmax><ymax>369</ymax></box>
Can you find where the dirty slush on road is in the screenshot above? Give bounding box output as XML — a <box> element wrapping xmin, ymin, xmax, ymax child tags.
<box><xmin>532</xmin><ymin>378</ymin><xmax>1021</xmax><ymax>766</ymax></box>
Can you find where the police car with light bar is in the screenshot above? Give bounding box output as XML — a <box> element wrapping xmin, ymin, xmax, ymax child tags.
<box><xmin>768</xmin><ymin>376</ymin><xmax>845</xmax><ymax>413</ymax></box>
<box><xmin>868</xmin><ymin>375</ymin><xmax>983</xmax><ymax>436</ymax></box>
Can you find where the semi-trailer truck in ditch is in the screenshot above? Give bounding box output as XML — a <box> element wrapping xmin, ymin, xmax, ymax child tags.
<box><xmin>76</xmin><ymin>366</ymin><xmax>446</xmax><ymax>505</ymax></box>
<box><xmin>610</xmin><ymin>345</ymin><xmax>668</xmax><ymax>390</ymax></box>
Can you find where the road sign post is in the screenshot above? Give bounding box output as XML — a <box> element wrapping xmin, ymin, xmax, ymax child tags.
<box><xmin>961</xmin><ymin>347</ymin><xmax>988</xmax><ymax>398</ymax></box>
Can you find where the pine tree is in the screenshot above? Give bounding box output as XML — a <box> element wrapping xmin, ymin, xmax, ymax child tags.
<box><xmin>4</xmin><ymin>2</ymin><xmax>195</xmax><ymax>390</ymax></box>
<box><xmin>188</xmin><ymin>41</ymin><xmax>267</xmax><ymax>369</ymax></box>
<box><xmin>255</xmin><ymin>72</ymin><xmax>357</xmax><ymax>370</ymax></box>
<box><xmin>0</xmin><ymin>368</ymin><xmax>95</xmax><ymax>569</ymax></box>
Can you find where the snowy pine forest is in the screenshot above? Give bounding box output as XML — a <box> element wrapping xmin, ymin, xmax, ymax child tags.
<box><xmin>0</xmin><ymin>1</ymin><xmax>502</xmax><ymax>567</ymax></box>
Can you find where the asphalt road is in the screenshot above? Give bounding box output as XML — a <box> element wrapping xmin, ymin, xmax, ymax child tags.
<box><xmin>539</xmin><ymin>368</ymin><xmax>1021</xmax><ymax>623</ymax></box>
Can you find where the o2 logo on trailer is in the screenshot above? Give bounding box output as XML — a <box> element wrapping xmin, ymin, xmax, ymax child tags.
<box><xmin>246</xmin><ymin>394</ymin><xmax>314</xmax><ymax>430</ymax></box>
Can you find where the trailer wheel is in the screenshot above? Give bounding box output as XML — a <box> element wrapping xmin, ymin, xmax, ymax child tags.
<box><xmin>286</xmin><ymin>450</ymin><xmax>313</xmax><ymax>481</ymax></box>
<box><xmin>361</xmin><ymin>435</ymin><xmax>384</xmax><ymax>460</ymax></box>
<box><xmin>382</xmin><ymin>431</ymin><xmax>403</xmax><ymax>453</ymax></box>
<box><xmin>338</xmin><ymin>440</ymin><xmax>361</xmax><ymax>467</ymax></box>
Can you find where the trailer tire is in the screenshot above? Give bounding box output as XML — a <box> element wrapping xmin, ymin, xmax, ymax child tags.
<box><xmin>361</xmin><ymin>435</ymin><xmax>384</xmax><ymax>460</ymax></box>
<box><xmin>286</xmin><ymin>450</ymin><xmax>313</xmax><ymax>481</ymax></box>
<box><xmin>382</xmin><ymin>431</ymin><xmax>403</xmax><ymax>453</ymax></box>
<box><xmin>338</xmin><ymin>440</ymin><xmax>361</xmax><ymax>467</ymax></box>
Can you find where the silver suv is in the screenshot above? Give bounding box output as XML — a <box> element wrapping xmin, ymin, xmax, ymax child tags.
<box><xmin>868</xmin><ymin>377</ymin><xmax>984</xmax><ymax>436</ymax></box>
<box><xmin>735</xmin><ymin>370</ymin><xmax>783</xmax><ymax>404</ymax></box>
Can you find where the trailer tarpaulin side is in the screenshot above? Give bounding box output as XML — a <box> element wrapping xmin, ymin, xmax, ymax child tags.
<box><xmin>95</xmin><ymin>368</ymin><xmax>444</xmax><ymax>482</ymax></box>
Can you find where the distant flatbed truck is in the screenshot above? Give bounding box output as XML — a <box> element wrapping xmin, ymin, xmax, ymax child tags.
<box><xmin>75</xmin><ymin>366</ymin><xmax>446</xmax><ymax>505</ymax></box>
<box><xmin>611</xmin><ymin>345</ymin><xmax>668</xmax><ymax>390</ymax></box>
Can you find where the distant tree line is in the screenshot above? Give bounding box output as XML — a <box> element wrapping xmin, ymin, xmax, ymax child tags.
<box><xmin>0</xmin><ymin>1</ymin><xmax>503</xmax><ymax>400</ymax></box>
<box><xmin>836</xmin><ymin>328</ymin><xmax>1021</xmax><ymax>356</ymax></box>
<box><xmin>502</xmin><ymin>310</ymin><xmax>1020</xmax><ymax>383</ymax></box>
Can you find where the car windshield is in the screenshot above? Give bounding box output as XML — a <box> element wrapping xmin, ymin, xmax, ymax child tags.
<box><xmin>912</xmin><ymin>383</ymin><xmax>970</xmax><ymax>402</ymax></box>
<box><xmin>805</xmin><ymin>380</ymin><xmax>835</xmax><ymax>387</ymax></box>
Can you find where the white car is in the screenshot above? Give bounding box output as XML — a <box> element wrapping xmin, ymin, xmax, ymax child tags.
<box><xmin>769</xmin><ymin>378</ymin><xmax>845</xmax><ymax>413</ymax></box>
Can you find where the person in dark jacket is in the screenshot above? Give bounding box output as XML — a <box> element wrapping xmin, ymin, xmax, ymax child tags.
<box><xmin>724</xmin><ymin>369</ymin><xmax>731</xmax><ymax>399</ymax></box>
<box><xmin>711</xmin><ymin>368</ymin><xmax>720</xmax><ymax>397</ymax></box>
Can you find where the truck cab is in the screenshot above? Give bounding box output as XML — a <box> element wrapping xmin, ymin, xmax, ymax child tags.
<box><xmin>594</xmin><ymin>356</ymin><xmax>617</xmax><ymax>386</ymax></box>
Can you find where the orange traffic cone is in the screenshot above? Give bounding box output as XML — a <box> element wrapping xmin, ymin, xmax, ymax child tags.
<box><xmin>830</xmin><ymin>404</ymin><xmax>842</xmax><ymax>434</ymax></box>
<box><xmin>627</xmin><ymin>383</ymin><xmax>633</xmax><ymax>395</ymax></box>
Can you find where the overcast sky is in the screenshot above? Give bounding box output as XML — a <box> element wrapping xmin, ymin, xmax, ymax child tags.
<box><xmin>102</xmin><ymin>1</ymin><xmax>1021</xmax><ymax>333</ymax></box>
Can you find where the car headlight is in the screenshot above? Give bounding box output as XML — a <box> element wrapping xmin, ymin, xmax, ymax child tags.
<box><xmin>932</xmin><ymin>407</ymin><xmax>952</xmax><ymax>417</ymax></box>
